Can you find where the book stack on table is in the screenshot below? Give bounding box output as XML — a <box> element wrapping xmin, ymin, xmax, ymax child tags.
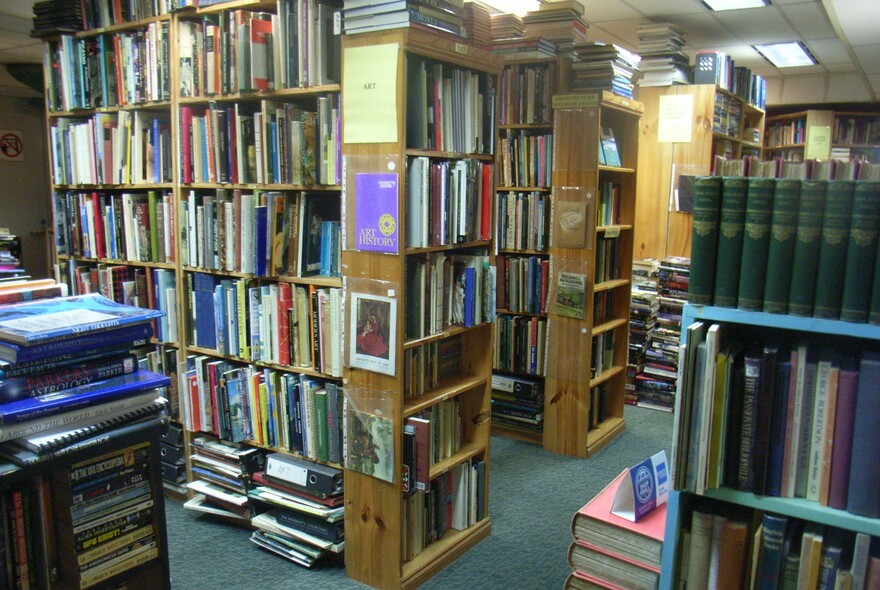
<box><xmin>0</xmin><ymin>293</ymin><xmax>171</xmax><ymax>467</ymax></box>
<box><xmin>184</xmin><ymin>436</ymin><xmax>265</xmax><ymax>520</ymax></box>
<box><xmin>565</xmin><ymin>471</ymin><xmax>666</xmax><ymax>590</ymax></box>
<box><xmin>247</xmin><ymin>453</ymin><xmax>344</xmax><ymax>568</ymax></box>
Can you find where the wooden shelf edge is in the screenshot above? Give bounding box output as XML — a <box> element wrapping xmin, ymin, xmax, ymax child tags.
<box><xmin>589</xmin><ymin>365</ymin><xmax>624</xmax><ymax>388</ymax></box>
<box><xmin>585</xmin><ymin>416</ymin><xmax>626</xmax><ymax>457</ymax></box>
<box><xmin>594</xmin><ymin>278</ymin><xmax>630</xmax><ymax>293</ymax></box>
<box><xmin>592</xmin><ymin>317</ymin><xmax>628</xmax><ymax>336</ymax></box>
<box><xmin>404</xmin><ymin>374</ymin><xmax>488</xmax><ymax>417</ymax></box>
<box><xmin>401</xmin><ymin>519</ymin><xmax>492</xmax><ymax>589</ymax></box>
<box><xmin>428</xmin><ymin>441</ymin><xmax>485</xmax><ymax>480</ymax></box>
<box><xmin>491</xmin><ymin>424</ymin><xmax>543</xmax><ymax>445</ymax></box>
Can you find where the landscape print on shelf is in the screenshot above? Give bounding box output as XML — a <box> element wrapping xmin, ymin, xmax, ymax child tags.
<box><xmin>355</xmin><ymin>172</ymin><xmax>399</xmax><ymax>253</ymax></box>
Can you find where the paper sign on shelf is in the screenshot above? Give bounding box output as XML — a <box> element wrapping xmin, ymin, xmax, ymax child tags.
<box><xmin>610</xmin><ymin>450</ymin><xmax>669</xmax><ymax>522</ymax></box>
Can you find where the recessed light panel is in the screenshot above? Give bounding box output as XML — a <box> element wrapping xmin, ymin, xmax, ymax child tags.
<box><xmin>754</xmin><ymin>42</ymin><xmax>818</xmax><ymax>67</ymax></box>
<box><xmin>702</xmin><ymin>0</ymin><xmax>768</xmax><ymax>11</ymax></box>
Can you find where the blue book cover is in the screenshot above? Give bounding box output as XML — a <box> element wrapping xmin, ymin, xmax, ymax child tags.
<box><xmin>193</xmin><ymin>273</ymin><xmax>218</xmax><ymax>350</ymax></box>
<box><xmin>0</xmin><ymin>294</ymin><xmax>163</xmax><ymax>345</ymax></box>
<box><xmin>254</xmin><ymin>205</ymin><xmax>268</xmax><ymax>277</ymax></box>
<box><xmin>285</xmin><ymin>376</ymin><xmax>303</xmax><ymax>455</ymax></box>
<box><xmin>755</xmin><ymin>513</ymin><xmax>788</xmax><ymax>589</ymax></box>
<box><xmin>0</xmin><ymin>369</ymin><xmax>169</xmax><ymax>426</ymax></box>
<box><xmin>464</xmin><ymin>266</ymin><xmax>476</xmax><ymax>327</ymax></box>
<box><xmin>847</xmin><ymin>350</ymin><xmax>880</xmax><ymax>517</ymax></box>
<box><xmin>0</xmin><ymin>322</ymin><xmax>154</xmax><ymax>365</ymax></box>
<box><xmin>766</xmin><ymin>358</ymin><xmax>792</xmax><ymax>496</ymax></box>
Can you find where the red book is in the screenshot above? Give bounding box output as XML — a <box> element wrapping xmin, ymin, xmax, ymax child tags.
<box><xmin>565</xmin><ymin>569</ymin><xmax>626</xmax><ymax>590</ymax></box>
<box><xmin>277</xmin><ymin>281</ymin><xmax>292</xmax><ymax>366</ymax></box>
<box><xmin>0</xmin><ymin>283</ymin><xmax>66</xmax><ymax>306</ymax></box>
<box><xmin>250</xmin><ymin>17</ymin><xmax>272</xmax><ymax>91</ymax></box>
<box><xmin>828</xmin><ymin>364</ymin><xmax>859</xmax><ymax>509</ymax></box>
<box><xmin>407</xmin><ymin>416</ymin><xmax>430</xmax><ymax>492</ymax></box>
<box><xmin>570</xmin><ymin>470</ymin><xmax>666</xmax><ymax>571</ymax></box>
<box><xmin>480</xmin><ymin>162</ymin><xmax>492</xmax><ymax>240</ymax></box>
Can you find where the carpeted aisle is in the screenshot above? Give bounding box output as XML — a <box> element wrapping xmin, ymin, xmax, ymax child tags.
<box><xmin>166</xmin><ymin>404</ymin><xmax>674</xmax><ymax>589</ymax></box>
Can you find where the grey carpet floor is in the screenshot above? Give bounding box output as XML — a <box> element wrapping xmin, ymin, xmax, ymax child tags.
<box><xmin>166</xmin><ymin>404</ymin><xmax>674</xmax><ymax>589</ymax></box>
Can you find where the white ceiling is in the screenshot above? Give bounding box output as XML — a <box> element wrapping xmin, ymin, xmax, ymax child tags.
<box><xmin>0</xmin><ymin>0</ymin><xmax>877</xmax><ymax>103</ymax></box>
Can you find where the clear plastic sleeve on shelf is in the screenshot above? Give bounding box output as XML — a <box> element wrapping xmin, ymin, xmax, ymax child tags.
<box><xmin>344</xmin><ymin>277</ymin><xmax>399</xmax><ymax>378</ymax></box>
<box><xmin>552</xmin><ymin>185</ymin><xmax>595</xmax><ymax>250</ymax></box>
<box><xmin>343</xmin><ymin>384</ymin><xmax>397</xmax><ymax>484</ymax></box>
<box><xmin>342</xmin><ymin>154</ymin><xmax>402</xmax><ymax>255</ymax></box>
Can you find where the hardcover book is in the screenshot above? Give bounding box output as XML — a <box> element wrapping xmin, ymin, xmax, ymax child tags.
<box><xmin>0</xmin><ymin>293</ymin><xmax>162</xmax><ymax>346</ymax></box>
<box><xmin>737</xmin><ymin>178</ymin><xmax>775</xmax><ymax>311</ymax></box>
<box><xmin>813</xmin><ymin>180</ymin><xmax>855</xmax><ymax>318</ymax></box>
<box><xmin>688</xmin><ymin>176</ymin><xmax>722</xmax><ymax>305</ymax></box>
<box><xmin>712</xmin><ymin>177</ymin><xmax>748</xmax><ymax>307</ymax></box>
<box><xmin>788</xmin><ymin>180</ymin><xmax>827</xmax><ymax>316</ymax></box>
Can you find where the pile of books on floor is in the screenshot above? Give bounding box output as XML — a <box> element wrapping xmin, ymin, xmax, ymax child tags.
<box><xmin>570</xmin><ymin>42</ymin><xmax>640</xmax><ymax>98</ymax></box>
<box><xmin>490</xmin><ymin>373</ymin><xmax>544</xmax><ymax>434</ymax></box>
<box><xmin>641</xmin><ymin>256</ymin><xmax>690</xmax><ymax>410</ymax></box>
<box><xmin>249</xmin><ymin>452</ymin><xmax>344</xmax><ymax>568</ymax></box>
<box><xmin>184</xmin><ymin>436</ymin><xmax>265</xmax><ymax>520</ymax></box>
<box><xmin>522</xmin><ymin>0</ymin><xmax>588</xmax><ymax>56</ymax></box>
<box><xmin>342</xmin><ymin>0</ymin><xmax>464</xmax><ymax>38</ymax></box>
<box><xmin>0</xmin><ymin>232</ymin><xmax>25</xmax><ymax>281</ymax></box>
<box><xmin>627</xmin><ymin>259</ymin><xmax>660</xmax><ymax>407</ymax></box>
<box><xmin>0</xmin><ymin>292</ymin><xmax>171</xmax><ymax>467</ymax></box>
<box><xmin>565</xmin><ymin>470</ymin><xmax>665</xmax><ymax>589</ymax></box>
<box><xmin>635</xmin><ymin>22</ymin><xmax>689</xmax><ymax>87</ymax></box>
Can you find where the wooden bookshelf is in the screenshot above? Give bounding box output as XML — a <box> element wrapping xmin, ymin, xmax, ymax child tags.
<box><xmin>340</xmin><ymin>27</ymin><xmax>499</xmax><ymax>589</ymax></box>
<box><xmin>542</xmin><ymin>90</ymin><xmax>642</xmax><ymax>458</ymax></box>
<box><xmin>764</xmin><ymin>108</ymin><xmax>880</xmax><ymax>163</ymax></box>
<box><xmin>633</xmin><ymin>84</ymin><xmax>765</xmax><ymax>260</ymax></box>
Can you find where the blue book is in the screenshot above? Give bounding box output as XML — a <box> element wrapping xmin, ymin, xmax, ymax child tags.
<box><xmin>847</xmin><ymin>350</ymin><xmax>880</xmax><ymax>517</ymax></box>
<box><xmin>285</xmin><ymin>376</ymin><xmax>303</xmax><ymax>455</ymax></box>
<box><xmin>755</xmin><ymin>513</ymin><xmax>788</xmax><ymax>589</ymax></box>
<box><xmin>464</xmin><ymin>265</ymin><xmax>476</xmax><ymax>327</ymax></box>
<box><xmin>0</xmin><ymin>369</ymin><xmax>169</xmax><ymax>426</ymax></box>
<box><xmin>0</xmin><ymin>322</ymin><xmax>154</xmax><ymax>365</ymax></box>
<box><xmin>213</xmin><ymin>284</ymin><xmax>227</xmax><ymax>356</ymax></box>
<box><xmin>225</xmin><ymin>374</ymin><xmax>246</xmax><ymax>443</ymax></box>
<box><xmin>254</xmin><ymin>205</ymin><xmax>268</xmax><ymax>277</ymax></box>
<box><xmin>152</xmin><ymin>117</ymin><xmax>161</xmax><ymax>184</ymax></box>
<box><xmin>0</xmin><ymin>294</ymin><xmax>163</xmax><ymax>346</ymax></box>
<box><xmin>193</xmin><ymin>273</ymin><xmax>218</xmax><ymax>350</ymax></box>
<box><xmin>765</xmin><ymin>358</ymin><xmax>792</xmax><ymax>496</ymax></box>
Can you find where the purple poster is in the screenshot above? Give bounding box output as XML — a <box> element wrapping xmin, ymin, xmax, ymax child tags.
<box><xmin>355</xmin><ymin>172</ymin><xmax>399</xmax><ymax>253</ymax></box>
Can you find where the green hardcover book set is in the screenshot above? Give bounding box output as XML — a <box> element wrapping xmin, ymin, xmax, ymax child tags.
<box><xmin>689</xmin><ymin>177</ymin><xmax>880</xmax><ymax>324</ymax></box>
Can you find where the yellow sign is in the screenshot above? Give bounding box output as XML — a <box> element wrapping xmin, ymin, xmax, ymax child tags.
<box><xmin>805</xmin><ymin>125</ymin><xmax>832</xmax><ymax>160</ymax></box>
<box><xmin>343</xmin><ymin>44</ymin><xmax>400</xmax><ymax>144</ymax></box>
<box><xmin>552</xmin><ymin>94</ymin><xmax>599</xmax><ymax>109</ymax></box>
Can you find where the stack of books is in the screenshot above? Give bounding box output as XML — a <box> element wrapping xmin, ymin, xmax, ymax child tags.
<box><xmin>490</xmin><ymin>373</ymin><xmax>544</xmax><ymax>434</ymax></box>
<box><xmin>492</xmin><ymin>36</ymin><xmax>556</xmax><ymax>61</ymax></box>
<box><xmin>0</xmin><ymin>293</ymin><xmax>171</xmax><ymax>466</ymax></box>
<box><xmin>522</xmin><ymin>0</ymin><xmax>588</xmax><ymax>56</ymax></box>
<box><xmin>462</xmin><ymin>1</ymin><xmax>493</xmax><ymax>49</ymax></box>
<box><xmin>30</xmin><ymin>0</ymin><xmax>83</xmax><ymax>36</ymax></box>
<box><xmin>0</xmin><ymin>232</ymin><xmax>25</xmax><ymax>281</ymax></box>
<box><xmin>635</xmin><ymin>22</ymin><xmax>689</xmax><ymax>87</ymax></box>
<box><xmin>0</xmin><ymin>278</ymin><xmax>67</xmax><ymax>306</ymax></box>
<box><xmin>249</xmin><ymin>453</ymin><xmax>344</xmax><ymax>568</ymax></box>
<box><xmin>342</xmin><ymin>0</ymin><xmax>464</xmax><ymax>38</ymax></box>
<box><xmin>627</xmin><ymin>259</ymin><xmax>660</xmax><ymax>407</ymax></box>
<box><xmin>184</xmin><ymin>436</ymin><xmax>265</xmax><ymax>520</ymax></box>
<box><xmin>570</xmin><ymin>43</ymin><xmax>640</xmax><ymax>99</ymax></box>
<box><xmin>489</xmin><ymin>12</ymin><xmax>525</xmax><ymax>43</ymax></box>
<box><xmin>566</xmin><ymin>471</ymin><xmax>666</xmax><ymax>589</ymax></box>
<box><xmin>644</xmin><ymin>256</ymin><xmax>690</xmax><ymax>407</ymax></box>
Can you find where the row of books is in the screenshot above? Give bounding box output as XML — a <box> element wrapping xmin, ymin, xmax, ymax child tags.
<box><xmin>179</xmin><ymin>95</ymin><xmax>340</xmax><ymax>186</ymax></box>
<box><xmin>187</xmin><ymin>274</ymin><xmax>342</xmax><ymax>376</ymax></box>
<box><xmin>403</xmin><ymin>252</ymin><xmax>494</xmax><ymax>340</ymax></box>
<box><xmin>494</xmin><ymin>314</ymin><xmax>547</xmax><ymax>377</ymax></box>
<box><xmin>498</xmin><ymin>131</ymin><xmax>553</xmax><ymax>189</ymax></box>
<box><xmin>50</xmin><ymin>111</ymin><xmax>172</xmax><ymax>186</ymax></box>
<box><xmin>498</xmin><ymin>61</ymin><xmax>556</xmax><ymax>126</ymax></box>
<box><xmin>594</xmin><ymin>236</ymin><xmax>621</xmax><ymax>284</ymax></box>
<box><xmin>407</xmin><ymin>396</ymin><xmax>462</xmax><ymax>467</ymax></box>
<box><xmin>405</xmin><ymin>55</ymin><xmax>496</xmax><ymax>155</ymax></box>
<box><xmin>404</xmin><ymin>157</ymin><xmax>493</xmax><ymax>249</ymax></box>
<box><xmin>693</xmin><ymin>49</ymin><xmax>767</xmax><ymax>109</ymax></box>
<box><xmin>181</xmin><ymin>354</ymin><xmax>344</xmax><ymax>463</ymax></box>
<box><xmin>597</xmin><ymin>181</ymin><xmax>621</xmax><ymax>227</ymax></box>
<box><xmin>342</xmin><ymin>0</ymin><xmax>463</xmax><ymax>38</ymax></box>
<box><xmin>45</xmin><ymin>25</ymin><xmax>171</xmax><ymax>112</ymax></box>
<box><xmin>495</xmin><ymin>190</ymin><xmax>550</xmax><ymax>253</ymax></box>
<box><xmin>689</xmin><ymin>177</ymin><xmax>880</xmax><ymax>325</ymax></box>
<box><xmin>627</xmin><ymin>258</ymin><xmax>659</xmax><ymax>406</ymax></box>
<box><xmin>683</xmin><ymin>506</ymin><xmax>878</xmax><ymax>589</ymax></box>
<box><xmin>676</xmin><ymin>322</ymin><xmax>880</xmax><ymax>520</ymax></box>
<box><xmin>495</xmin><ymin>255</ymin><xmax>549</xmax><ymax>315</ymax></box>
<box><xmin>402</xmin><ymin>456</ymin><xmax>486</xmax><ymax>562</ymax></box>
<box><xmin>714</xmin><ymin>154</ymin><xmax>880</xmax><ymax>180</ymax></box>
<box><xmin>403</xmin><ymin>336</ymin><xmax>461</xmax><ymax>400</ymax></box>
<box><xmin>765</xmin><ymin>118</ymin><xmax>807</xmax><ymax>148</ymax></box>
<box><xmin>54</xmin><ymin>190</ymin><xmax>176</xmax><ymax>264</ymax></box>
<box><xmin>834</xmin><ymin>115</ymin><xmax>880</xmax><ymax>146</ymax></box>
<box><xmin>78</xmin><ymin>0</ymin><xmax>176</xmax><ymax>29</ymax></box>
<box><xmin>590</xmin><ymin>331</ymin><xmax>615</xmax><ymax>380</ymax></box>
<box><xmin>490</xmin><ymin>373</ymin><xmax>543</xmax><ymax>434</ymax></box>
<box><xmin>181</xmin><ymin>190</ymin><xmax>340</xmax><ymax>279</ymax></box>
<box><xmin>713</xmin><ymin>91</ymin><xmax>742</xmax><ymax>139</ymax></box>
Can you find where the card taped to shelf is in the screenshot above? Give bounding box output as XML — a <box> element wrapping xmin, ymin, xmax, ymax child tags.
<box><xmin>265</xmin><ymin>453</ymin><xmax>343</xmax><ymax>498</ymax></box>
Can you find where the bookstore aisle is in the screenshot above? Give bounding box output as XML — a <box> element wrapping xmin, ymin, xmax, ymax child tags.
<box><xmin>166</xmin><ymin>404</ymin><xmax>673</xmax><ymax>589</ymax></box>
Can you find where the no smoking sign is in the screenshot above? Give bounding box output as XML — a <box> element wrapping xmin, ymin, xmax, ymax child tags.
<box><xmin>0</xmin><ymin>130</ymin><xmax>23</xmax><ymax>161</ymax></box>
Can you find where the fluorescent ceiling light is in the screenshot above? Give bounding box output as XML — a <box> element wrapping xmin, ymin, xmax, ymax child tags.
<box><xmin>702</xmin><ymin>0</ymin><xmax>768</xmax><ymax>10</ymax></box>
<box><xmin>478</xmin><ymin>0</ymin><xmax>540</xmax><ymax>17</ymax></box>
<box><xmin>753</xmin><ymin>41</ymin><xmax>817</xmax><ymax>67</ymax></box>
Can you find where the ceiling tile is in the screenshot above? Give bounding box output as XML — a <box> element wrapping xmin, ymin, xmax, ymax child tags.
<box><xmin>779</xmin><ymin>3</ymin><xmax>836</xmax><ymax>39</ymax></box>
<box><xmin>713</xmin><ymin>8</ymin><xmax>798</xmax><ymax>44</ymax></box>
<box><xmin>854</xmin><ymin>44</ymin><xmax>880</xmax><ymax>75</ymax></box>
<box><xmin>620</xmin><ymin>0</ymin><xmax>705</xmax><ymax>18</ymax></box>
<box><xmin>669</xmin><ymin>13</ymin><xmax>738</xmax><ymax>49</ymax></box>
<box><xmin>825</xmin><ymin>73</ymin><xmax>874</xmax><ymax>102</ymax></box>
<box><xmin>582</xmin><ymin>0</ymin><xmax>643</xmax><ymax>22</ymax></box>
<box><xmin>826</xmin><ymin>0</ymin><xmax>878</xmax><ymax>47</ymax></box>
<box><xmin>823</xmin><ymin>62</ymin><xmax>859</xmax><ymax>73</ymax></box>
<box><xmin>806</xmin><ymin>38</ymin><xmax>852</xmax><ymax>65</ymax></box>
<box><xmin>867</xmin><ymin>74</ymin><xmax>880</xmax><ymax>96</ymax></box>
<box><xmin>588</xmin><ymin>20</ymin><xmax>641</xmax><ymax>50</ymax></box>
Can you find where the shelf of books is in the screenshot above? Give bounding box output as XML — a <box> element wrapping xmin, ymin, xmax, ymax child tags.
<box><xmin>633</xmin><ymin>84</ymin><xmax>765</xmax><ymax>262</ymax></box>
<box><xmin>764</xmin><ymin>108</ymin><xmax>880</xmax><ymax>164</ymax></box>
<box><xmin>544</xmin><ymin>90</ymin><xmax>642</xmax><ymax>458</ymax></box>
<box><xmin>659</xmin><ymin>303</ymin><xmax>880</xmax><ymax>588</ymax></box>
<box><xmin>492</xmin><ymin>57</ymin><xmax>564</xmax><ymax>445</ymax></box>
<box><xmin>340</xmin><ymin>27</ymin><xmax>498</xmax><ymax>589</ymax></box>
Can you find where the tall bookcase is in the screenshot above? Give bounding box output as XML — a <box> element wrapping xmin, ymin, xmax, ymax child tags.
<box><xmin>542</xmin><ymin>91</ymin><xmax>642</xmax><ymax>457</ymax></box>
<box><xmin>764</xmin><ymin>108</ymin><xmax>880</xmax><ymax>163</ymax></box>
<box><xmin>492</xmin><ymin>56</ymin><xmax>566</xmax><ymax>445</ymax></box>
<box><xmin>340</xmin><ymin>28</ymin><xmax>498</xmax><ymax>589</ymax></box>
<box><xmin>659</xmin><ymin>304</ymin><xmax>880</xmax><ymax>588</ymax></box>
<box><xmin>633</xmin><ymin>84</ymin><xmax>765</xmax><ymax>260</ymax></box>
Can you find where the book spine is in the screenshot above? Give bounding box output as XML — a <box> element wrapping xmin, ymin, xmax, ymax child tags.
<box><xmin>712</xmin><ymin>177</ymin><xmax>748</xmax><ymax>307</ymax></box>
<box><xmin>813</xmin><ymin>180</ymin><xmax>856</xmax><ymax>318</ymax></box>
<box><xmin>788</xmin><ymin>180</ymin><xmax>827</xmax><ymax>316</ymax></box>
<box><xmin>0</xmin><ymin>353</ymin><xmax>138</xmax><ymax>404</ymax></box>
<box><xmin>689</xmin><ymin>176</ymin><xmax>722</xmax><ymax>305</ymax></box>
<box><xmin>846</xmin><ymin>352</ymin><xmax>880</xmax><ymax>517</ymax></box>
<box><xmin>840</xmin><ymin>181</ymin><xmax>880</xmax><ymax>322</ymax></box>
<box><xmin>737</xmin><ymin>178</ymin><xmax>775</xmax><ymax>311</ymax></box>
<box><xmin>0</xmin><ymin>322</ymin><xmax>153</xmax><ymax>365</ymax></box>
<box><xmin>762</xmin><ymin>179</ymin><xmax>800</xmax><ymax>314</ymax></box>
<box><xmin>737</xmin><ymin>351</ymin><xmax>762</xmax><ymax>492</ymax></box>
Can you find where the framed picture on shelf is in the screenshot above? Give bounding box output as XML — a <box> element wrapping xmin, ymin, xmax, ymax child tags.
<box><xmin>349</xmin><ymin>292</ymin><xmax>397</xmax><ymax>376</ymax></box>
